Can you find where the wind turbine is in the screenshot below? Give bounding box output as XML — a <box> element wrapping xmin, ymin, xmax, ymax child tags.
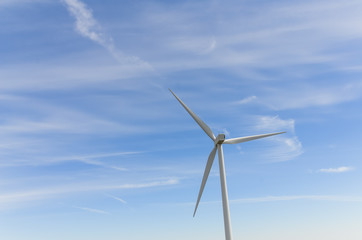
<box><xmin>170</xmin><ymin>89</ymin><xmax>285</xmax><ymax>240</ymax></box>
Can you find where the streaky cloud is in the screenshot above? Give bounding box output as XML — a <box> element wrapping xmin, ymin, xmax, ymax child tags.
<box><xmin>255</xmin><ymin>115</ymin><xmax>296</xmax><ymax>133</ymax></box>
<box><xmin>106</xmin><ymin>194</ymin><xmax>127</xmax><ymax>204</ymax></box>
<box><xmin>254</xmin><ymin>115</ymin><xmax>303</xmax><ymax>162</ymax></box>
<box><xmin>232</xmin><ymin>195</ymin><xmax>362</xmax><ymax>203</ymax></box>
<box><xmin>179</xmin><ymin>195</ymin><xmax>362</xmax><ymax>206</ymax></box>
<box><xmin>62</xmin><ymin>0</ymin><xmax>151</xmax><ymax>67</ymax></box>
<box><xmin>0</xmin><ymin>178</ymin><xmax>179</xmax><ymax>208</ymax></box>
<box><xmin>262</xmin><ymin>82</ymin><xmax>362</xmax><ymax>110</ymax></box>
<box><xmin>318</xmin><ymin>166</ymin><xmax>354</xmax><ymax>173</ymax></box>
<box><xmin>62</xmin><ymin>0</ymin><xmax>113</xmax><ymax>50</ymax></box>
<box><xmin>233</xmin><ymin>96</ymin><xmax>257</xmax><ymax>105</ymax></box>
<box><xmin>0</xmin><ymin>0</ymin><xmax>48</xmax><ymax>7</ymax></box>
<box><xmin>73</xmin><ymin>205</ymin><xmax>110</xmax><ymax>214</ymax></box>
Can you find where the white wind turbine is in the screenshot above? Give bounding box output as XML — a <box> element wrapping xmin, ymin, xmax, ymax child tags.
<box><xmin>170</xmin><ymin>89</ymin><xmax>285</xmax><ymax>240</ymax></box>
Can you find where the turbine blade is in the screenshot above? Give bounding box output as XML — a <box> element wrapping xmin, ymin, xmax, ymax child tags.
<box><xmin>169</xmin><ymin>89</ymin><xmax>215</xmax><ymax>141</ymax></box>
<box><xmin>193</xmin><ymin>145</ymin><xmax>217</xmax><ymax>217</ymax></box>
<box><xmin>223</xmin><ymin>131</ymin><xmax>286</xmax><ymax>144</ymax></box>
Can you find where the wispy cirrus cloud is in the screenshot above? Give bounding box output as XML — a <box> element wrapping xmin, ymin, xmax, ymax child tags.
<box><xmin>0</xmin><ymin>61</ymin><xmax>141</xmax><ymax>91</ymax></box>
<box><xmin>260</xmin><ymin>81</ymin><xmax>362</xmax><ymax>110</ymax></box>
<box><xmin>0</xmin><ymin>0</ymin><xmax>48</xmax><ymax>7</ymax></box>
<box><xmin>62</xmin><ymin>0</ymin><xmax>150</xmax><ymax>67</ymax></box>
<box><xmin>73</xmin><ymin>206</ymin><xmax>110</xmax><ymax>214</ymax></box>
<box><xmin>0</xmin><ymin>151</ymin><xmax>137</xmax><ymax>169</ymax></box>
<box><xmin>254</xmin><ymin>115</ymin><xmax>303</xmax><ymax>161</ymax></box>
<box><xmin>49</xmin><ymin>151</ymin><xmax>140</xmax><ymax>169</ymax></box>
<box><xmin>255</xmin><ymin>115</ymin><xmax>295</xmax><ymax>132</ymax></box>
<box><xmin>131</xmin><ymin>0</ymin><xmax>362</xmax><ymax>111</ymax></box>
<box><xmin>62</xmin><ymin>0</ymin><xmax>111</xmax><ymax>47</ymax></box>
<box><xmin>0</xmin><ymin>98</ymin><xmax>139</xmax><ymax>169</ymax></box>
<box><xmin>318</xmin><ymin>166</ymin><xmax>354</xmax><ymax>173</ymax></box>
<box><xmin>106</xmin><ymin>194</ymin><xmax>127</xmax><ymax>204</ymax></box>
<box><xmin>182</xmin><ymin>195</ymin><xmax>362</xmax><ymax>206</ymax></box>
<box><xmin>233</xmin><ymin>96</ymin><xmax>257</xmax><ymax>105</ymax></box>
<box><xmin>232</xmin><ymin>195</ymin><xmax>362</xmax><ymax>203</ymax></box>
<box><xmin>138</xmin><ymin>0</ymin><xmax>362</xmax><ymax>70</ymax></box>
<box><xmin>0</xmin><ymin>178</ymin><xmax>179</xmax><ymax>208</ymax></box>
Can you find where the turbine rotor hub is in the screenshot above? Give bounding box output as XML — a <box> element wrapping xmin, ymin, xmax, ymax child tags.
<box><xmin>215</xmin><ymin>134</ymin><xmax>225</xmax><ymax>145</ymax></box>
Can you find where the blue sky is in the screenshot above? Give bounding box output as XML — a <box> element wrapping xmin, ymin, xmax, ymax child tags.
<box><xmin>1</xmin><ymin>0</ymin><xmax>362</xmax><ymax>239</ymax></box>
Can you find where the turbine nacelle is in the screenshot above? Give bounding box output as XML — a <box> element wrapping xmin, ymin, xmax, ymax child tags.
<box><xmin>215</xmin><ymin>134</ymin><xmax>226</xmax><ymax>145</ymax></box>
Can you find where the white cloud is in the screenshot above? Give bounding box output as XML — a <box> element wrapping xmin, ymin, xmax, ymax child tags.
<box><xmin>62</xmin><ymin>0</ymin><xmax>150</xmax><ymax>67</ymax></box>
<box><xmin>206</xmin><ymin>38</ymin><xmax>217</xmax><ymax>53</ymax></box>
<box><xmin>106</xmin><ymin>194</ymin><xmax>127</xmax><ymax>204</ymax></box>
<box><xmin>48</xmin><ymin>151</ymin><xmax>139</xmax><ymax>165</ymax></box>
<box><xmin>0</xmin><ymin>95</ymin><xmax>152</xmax><ymax>168</ymax></box>
<box><xmin>73</xmin><ymin>206</ymin><xmax>110</xmax><ymax>214</ymax></box>
<box><xmin>183</xmin><ymin>194</ymin><xmax>362</xmax><ymax>206</ymax></box>
<box><xmin>62</xmin><ymin>0</ymin><xmax>112</xmax><ymax>48</ymax></box>
<box><xmin>270</xmin><ymin>136</ymin><xmax>303</xmax><ymax>161</ymax></box>
<box><xmin>318</xmin><ymin>166</ymin><xmax>354</xmax><ymax>173</ymax></box>
<box><xmin>232</xmin><ymin>195</ymin><xmax>362</xmax><ymax>203</ymax></box>
<box><xmin>0</xmin><ymin>108</ymin><xmax>145</xmax><ymax>135</ymax></box>
<box><xmin>140</xmin><ymin>0</ymin><xmax>362</xmax><ymax>69</ymax></box>
<box><xmin>38</xmin><ymin>151</ymin><xmax>141</xmax><ymax>170</ymax></box>
<box><xmin>0</xmin><ymin>59</ymin><xmax>152</xmax><ymax>91</ymax></box>
<box><xmin>254</xmin><ymin>115</ymin><xmax>303</xmax><ymax>161</ymax></box>
<box><xmin>170</xmin><ymin>36</ymin><xmax>217</xmax><ymax>55</ymax></box>
<box><xmin>0</xmin><ymin>0</ymin><xmax>48</xmax><ymax>7</ymax></box>
<box><xmin>233</xmin><ymin>96</ymin><xmax>257</xmax><ymax>105</ymax></box>
<box><xmin>0</xmin><ymin>151</ymin><xmax>136</xmax><ymax>169</ymax></box>
<box><xmin>261</xmin><ymin>82</ymin><xmax>362</xmax><ymax>110</ymax></box>
<box><xmin>0</xmin><ymin>178</ymin><xmax>179</xmax><ymax>207</ymax></box>
<box><xmin>255</xmin><ymin>115</ymin><xmax>295</xmax><ymax>133</ymax></box>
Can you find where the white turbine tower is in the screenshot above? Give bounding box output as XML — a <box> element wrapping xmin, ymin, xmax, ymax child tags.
<box><xmin>170</xmin><ymin>89</ymin><xmax>285</xmax><ymax>240</ymax></box>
